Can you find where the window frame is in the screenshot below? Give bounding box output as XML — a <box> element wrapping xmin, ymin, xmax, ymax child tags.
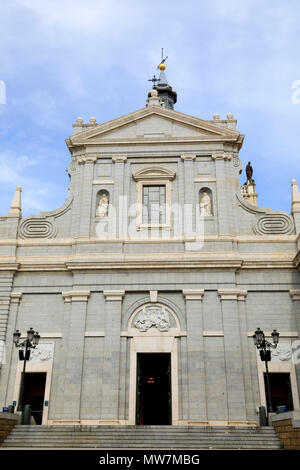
<box><xmin>133</xmin><ymin>166</ymin><xmax>175</xmax><ymax>230</ymax></box>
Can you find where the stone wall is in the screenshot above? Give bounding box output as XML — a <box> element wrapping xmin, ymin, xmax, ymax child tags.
<box><xmin>0</xmin><ymin>412</ymin><xmax>18</xmax><ymax>444</ymax></box>
<box><xmin>272</xmin><ymin>411</ymin><xmax>300</xmax><ymax>450</ymax></box>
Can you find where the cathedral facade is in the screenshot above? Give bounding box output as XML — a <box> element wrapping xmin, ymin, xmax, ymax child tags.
<box><xmin>0</xmin><ymin>66</ymin><xmax>300</xmax><ymax>426</ymax></box>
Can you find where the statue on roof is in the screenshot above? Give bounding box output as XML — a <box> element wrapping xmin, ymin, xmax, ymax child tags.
<box><xmin>246</xmin><ymin>161</ymin><xmax>254</xmax><ymax>183</ymax></box>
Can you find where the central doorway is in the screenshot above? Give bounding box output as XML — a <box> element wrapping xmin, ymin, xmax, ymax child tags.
<box><xmin>22</xmin><ymin>372</ymin><xmax>46</xmax><ymax>425</ymax></box>
<box><xmin>136</xmin><ymin>353</ymin><xmax>172</xmax><ymax>425</ymax></box>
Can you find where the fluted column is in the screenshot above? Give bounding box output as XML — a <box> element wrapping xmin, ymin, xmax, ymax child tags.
<box><xmin>183</xmin><ymin>289</ymin><xmax>207</xmax><ymax>421</ymax></box>
<box><xmin>101</xmin><ymin>290</ymin><xmax>125</xmax><ymax>420</ymax></box>
<box><xmin>218</xmin><ymin>289</ymin><xmax>247</xmax><ymax>421</ymax></box>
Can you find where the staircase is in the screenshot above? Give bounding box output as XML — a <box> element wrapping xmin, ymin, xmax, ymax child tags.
<box><xmin>1</xmin><ymin>425</ymin><xmax>282</xmax><ymax>449</ymax></box>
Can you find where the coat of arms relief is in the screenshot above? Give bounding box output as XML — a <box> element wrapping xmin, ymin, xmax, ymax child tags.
<box><xmin>134</xmin><ymin>305</ymin><xmax>170</xmax><ymax>332</ymax></box>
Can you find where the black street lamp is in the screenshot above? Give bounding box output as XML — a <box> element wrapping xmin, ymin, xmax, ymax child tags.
<box><xmin>252</xmin><ymin>327</ymin><xmax>280</xmax><ymax>422</ymax></box>
<box><xmin>13</xmin><ymin>327</ymin><xmax>40</xmax><ymax>413</ymax></box>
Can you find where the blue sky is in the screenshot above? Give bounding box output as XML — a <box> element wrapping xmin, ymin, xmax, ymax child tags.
<box><xmin>0</xmin><ymin>0</ymin><xmax>299</xmax><ymax>216</ymax></box>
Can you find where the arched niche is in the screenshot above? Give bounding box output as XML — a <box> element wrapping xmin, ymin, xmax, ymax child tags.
<box><xmin>95</xmin><ymin>189</ymin><xmax>110</xmax><ymax>218</ymax></box>
<box><xmin>199</xmin><ymin>187</ymin><xmax>213</xmax><ymax>216</ymax></box>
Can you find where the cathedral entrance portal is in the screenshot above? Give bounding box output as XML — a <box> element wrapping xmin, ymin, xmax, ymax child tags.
<box><xmin>136</xmin><ymin>353</ymin><xmax>172</xmax><ymax>425</ymax></box>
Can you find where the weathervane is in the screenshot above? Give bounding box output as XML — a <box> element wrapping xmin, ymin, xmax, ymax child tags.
<box><xmin>157</xmin><ymin>48</ymin><xmax>168</xmax><ymax>70</ymax></box>
<box><xmin>148</xmin><ymin>49</ymin><xmax>169</xmax><ymax>88</ymax></box>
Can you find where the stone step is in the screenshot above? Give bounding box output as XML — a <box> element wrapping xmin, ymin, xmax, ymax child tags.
<box><xmin>1</xmin><ymin>425</ymin><xmax>281</xmax><ymax>449</ymax></box>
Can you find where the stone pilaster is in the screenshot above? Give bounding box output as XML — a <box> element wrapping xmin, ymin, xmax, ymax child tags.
<box><xmin>60</xmin><ymin>290</ymin><xmax>90</xmax><ymax>420</ymax></box>
<box><xmin>183</xmin><ymin>289</ymin><xmax>207</xmax><ymax>421</ymax></box>
<box><xmin>181</xmin><ymin>154</ymin><xmax>196</xmax><ymax>237</ymax></box>
<box><xmin>0</xmin><ymin>292</ymin><xmax>22</xmax><ymax>408</ymax></box>
<box><xmin>112</xmin><ymin>155</ymin><xmax>127</xmax><ymax>239</ymax></box>
<box><xmin>212</xmin><ymin>153</ymin><xmax>231</xmax><ymax>235</ymax></box>
<box><xmin>289</xmin><ymin>290</ymin><xmax>300</xmax><ymax>392</ymax></box>
<box><xmin>101</xmin><ymin>290</ymin><xmax>125</xmax><ymax>421</ymax></box>
<box><xmin>218</xmin><ymin>289</ymin><xmax>247</xmax><ymax>421</ymax></box>
<box><xmin>236</xmin><ymin>291</ymin><xmax>256</xmax><ymax>420</ymax></box>
<box><xmin>79</xmin><ymin>155</ymin><xmax>97</xmax><ymax>237</ymax></box>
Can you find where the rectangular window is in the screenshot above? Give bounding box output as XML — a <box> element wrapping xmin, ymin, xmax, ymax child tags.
<box><xmin>142</xmin><ymin>185</ymin><xmax>166</xmax><ymax>225</ymax></box>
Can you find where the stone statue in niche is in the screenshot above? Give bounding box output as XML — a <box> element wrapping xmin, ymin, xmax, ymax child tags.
<box><xmin>134</xmin><ymin>305</ymin><xmax>170</xmax><ymax>332</ymax></box>
<box><xmin>96</xmin><ymin>192</ymin><xmax>109</xmax><ymax>218</ymax></box>
<box><xmin>200</xmin><ymin>191</ymin><xmax>212</xmax><ymax>216</ymax></box>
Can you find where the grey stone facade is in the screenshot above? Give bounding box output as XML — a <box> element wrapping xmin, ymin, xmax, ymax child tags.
<box><xmin>0</xmin><ymin>91</ymin><xmax>299</xmax><ymax>426</ymax></box>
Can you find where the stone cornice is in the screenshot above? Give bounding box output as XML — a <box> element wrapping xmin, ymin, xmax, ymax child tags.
<box><xmin>218</xmin><ymin>289</ymin><xmax>247</xmax><ymax>301</ymax></box>
<box><xmin>290</xmin><ymin>290</ymin><xmax>300</xmax><ymax>301</ymax></box>
<box><xmin>182</xmin><ymin>289</ymin><xmax>204</xmax><ymax>300</ymax></box>
<box><xmin>10</xmin><ymin>292</ymin><xmax>23</xmax><ymax>303</ymax></box>
<box><xmin>112</xmin><ymin>155</ymin><xmax>127</xmax><ymax>163</ymax></box>
<box><xmin>212</xmin><ymin>153</ymin><xmax>232</xmax><ymax>161</ymax></box>
<box><xmin>103</xmin><ymin>290</ymin><xmax>125</xmax><ymax>301</ymax></box>
<box><xmin>62</xmin><ymin>290</ymin><xmax>90</xmax><ymax>302</ymax></box>
<box><xmin>181</xmin><ymin>153</ymin><xmax>196</xmax><ymax>161</ymax></box>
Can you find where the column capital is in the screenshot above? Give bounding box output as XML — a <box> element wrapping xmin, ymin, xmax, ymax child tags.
<box><xmin>10</xmin><ymin>292</ymin><xmax>23</xmax><ymax>303</ymax></box>
<box><xmin>218</xmin><ymin>289</ymin><xmax>247</xmax><ymax>301</ymax></box>
<box><xmin>181</xmin><ymin>153</ymin><xmax>196</xmax><ymax>161</ymax></box>
<box><xmin>78</xmin><ymin>155</ymin><xmax>97</xmax><ymax>164</ymax></box>
<box><xmin>112</xmin><ymin>155</ymin><xmax>127</xmax><ymax>163</ymax></box>
<box><xmin>62</xmin><ymin>290</ymin><xmax>90</xmax><ymax>302</ymax></box>
<box><xmin>212</xmin><ymin>152</ymin><xmax>232</xmax><ymax>161</ymax></box>
<box><xmin>290</xmin><ymin>290</ymin><xmax>300</xmax><ymax>300</ymax></box>
<box><xmin>103</xmin><ymin>290</ymin><xmax>125</xmax><ymax>301</ymax></box>
<box><xmin>182</xmin><ymin>289</ymin><xmax>204</xmax><ymax>300</ymax></box>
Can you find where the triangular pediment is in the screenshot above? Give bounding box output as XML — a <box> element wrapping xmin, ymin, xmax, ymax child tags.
<box><xmin>68</xmin><ymin>106</ymin><xmax>241</xmax><ymax>147</ymax></box>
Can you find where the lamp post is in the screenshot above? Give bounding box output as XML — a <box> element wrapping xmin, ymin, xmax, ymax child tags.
<box><xmin>13</xmin><ymin>327</ymin><xmax>40</xmax><ymax>414</ymax></box>
<box><xmin>252</xmin><ymin>327</ymin><xmax>279</xmax><ymax>423</ymax></box>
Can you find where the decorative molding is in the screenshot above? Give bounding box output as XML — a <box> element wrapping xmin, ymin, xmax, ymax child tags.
<box><xmin>253</xmin><ymin>214</ymin><xmax>294</xmax><ymax>235</ymax></box>
<box><xmin>134</xmin><ymin>305</ymin><xmax>170</xmax><ymax>332</ymax></box>
<box><xmin>93</xmin><ymin>179</ymin><xmax>114</xmax><ymax>185</ymax></box>
<box><xmin>290</xmin><ymin>290</ymin><xmax>300</xmax><ymax>301</ymax></box>
<box><xmin>62</xmin><ymin>290</ymin><xmax>90</xmax><ymax>302</ymax></box>
<box><xmin>84</xmin><ymin>332</ymin><xmax>105</xmax><ymax>337</ymax></box>
<box><xmin>182</xmin><ymin>289</ymin><xmax>204</xmax><ymax>300</ymax></box>
<box><xmin>203</xmin><ymin>330</ymin><xmax>224</xmax><ymax>337</ymax></box>
<box><xmin>233</xmin><ymin>156</ymin><xmax>241</xmax><ymax>167</ymax></box>
<box><xmin>212</xmin><ymin>153</ymin><xmax>232</xmax><ymax>161</ymax></box>
<box><xmin>181</xmin><ymin>153</ymin><xmax>196</xmax><ymax>161</ymax></box>
<box><xmin>103</xmin><ymin>290</ymin><xmax>125</xmax><ymax>301</ymax></box>
<box><xmin>10</xmin><ymin>292</ymin><xmax>23</xmax><ymax>303</ymax></box>
<box><xmin>19</xmin><ymin>218</ymin><xmax>57</xmax><ymax>239</ymax></box>
<box><xmin>218</xmin><ymin>289</ymin><xmax>247</xmax><ymax>301</ymax></box>
<box><xmin>194</xmin><ymin>176</ymin><xmax>216</xmax><ymax>183</ymax></box>
<box><xmin>133</xmin><ymin>165</ymin><xmax>175</xmax><ymax>181</ymax></box>
<box><xmin>112</xmin><ymin>155</ymin><xmax>127</xmax><ymax>163</ymax></box>
<box><xmin>236</xmin><ymin>192</ymin><xmax>295</xmax><ymax>235</ymax></box>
